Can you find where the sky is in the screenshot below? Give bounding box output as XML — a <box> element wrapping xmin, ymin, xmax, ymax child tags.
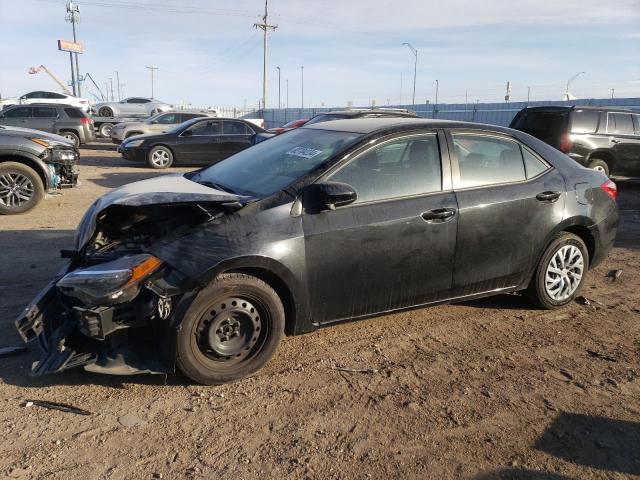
<box><xmin>0</xmin><ymin>0</ymin><xmax>639</xmax><ymax>109</ymax></box>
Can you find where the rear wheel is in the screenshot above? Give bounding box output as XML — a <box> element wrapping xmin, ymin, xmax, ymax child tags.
<box><xmin>527</xmin><ymin>232</ymin><xmax>589</xmax><ymax>309</ymax></box>
<box><xmin>0</xmin><ymin>162</ymin><xmax>45</xmax><ymax>215</ymax></box>
<box><xmin>587</xmin><ymin>158</ymin><xmax>610</xmax><ymax>176</ymax></box>
<box><xmin>147</xmin><ymin>145</ymin><xmax>174</xmax><ymax>169</ymax></box>
<box><xmin>176</xmin><ymin>273</ymin><xmax>285</xmax><ymax>385</ymax></box>
<box><xmin>98</xmin><ymin>106</ymin><xmax>113</xmax><ymax>118</ymax></box>
<box><xmin>99</xmin><ymin>123</ymin><xmax>113</xmax><ymax>137</ymax></box>
<box><xmin>60</xmin><ymin>131</ymin><xmax>80</xmax><ymax>148</ymax></box>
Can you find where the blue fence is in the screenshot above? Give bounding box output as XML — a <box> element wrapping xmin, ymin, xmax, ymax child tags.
<box><xmin>246</xmin><ymin>97</ymin><xmax>640</xmax><ymax>129</ymax></box>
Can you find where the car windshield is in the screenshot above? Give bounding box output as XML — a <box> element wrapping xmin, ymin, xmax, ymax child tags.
<box><xmin>304</xmin><ymin>114</ymin><xmax>350</xmax><ymax>125</ymax></box>
<box><xmin>188</xmin><ymin>128</ymin><xmax>361</xmax><ymax>197</ymax></box>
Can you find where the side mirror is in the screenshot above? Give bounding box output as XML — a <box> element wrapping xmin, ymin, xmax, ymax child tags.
<box><xmin>182</xmin><ymin>129</ymin><xmax>193</xmax><ymax>137</ymax></box>
<box><xmin>303</xmin><ymin>181</ymin><xmax>357</xmax><ymax>212</ymax></box>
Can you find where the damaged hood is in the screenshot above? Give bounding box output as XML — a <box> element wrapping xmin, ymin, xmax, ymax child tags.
<box><xmin>75</xmin><ymin>173</ymin><xmax>246</xmax><ymax>248</ymax></box>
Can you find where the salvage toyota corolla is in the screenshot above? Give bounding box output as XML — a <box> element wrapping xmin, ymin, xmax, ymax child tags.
<box><xmin>15</xmin><ymin>118</ymin><xmax>619</xmax><ymax>385</ymax></box>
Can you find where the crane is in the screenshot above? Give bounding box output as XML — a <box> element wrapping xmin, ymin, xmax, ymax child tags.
<box><xmin>28</xmin><ymin>65</ymin><xmax>73</xmax><ymax>96</ymax></box>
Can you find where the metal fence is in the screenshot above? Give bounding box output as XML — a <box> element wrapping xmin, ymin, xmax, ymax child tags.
<box><xmin>244</xmin><ymin>97</ymin><xmax>640</xmax><ymax>129</ymax></box>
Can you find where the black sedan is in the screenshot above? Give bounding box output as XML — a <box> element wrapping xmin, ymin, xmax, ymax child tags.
<box><xmin>16</xmin><ymin>118</ymin><xmax>618</xmax><ymax>385</ymax></box>
<box><xmin>117</xmin><ymin>117</ymin><xmax>273</xmax><ymax>169</ymax></box>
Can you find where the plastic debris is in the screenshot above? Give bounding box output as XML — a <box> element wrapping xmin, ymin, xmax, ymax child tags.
<box><xmin>25</xmin><ymin>399</ymin><xmax>92</xmax><ymax>416</ymax></box>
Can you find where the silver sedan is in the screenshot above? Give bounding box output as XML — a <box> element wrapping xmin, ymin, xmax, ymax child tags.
<box><xmin>93</xmin><ymin>97</ymin><xmax>172</xmax><ymax>118</ymax></box>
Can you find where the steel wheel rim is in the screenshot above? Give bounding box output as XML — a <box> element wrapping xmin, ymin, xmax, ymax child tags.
<box><xmin>545</xmin><ymin>245</ymin><xmax>584</xmax><ymax>301</ymax></box>
<box><xmin>101</xmin><ymin>125</ymin><xmax>112</xmax><ymax>136</ymax></box>
<box><xmin>151</xmin><ymin>149</ymin><xmax>170</xmax><ymax>167</ymax></box>
<box><xmin>195</xmin><ymin>297</ymin><xmax>263</xmax><ymax>364</ymax></box>
<box><xmin>63</xmin><ymin>133</ymin><xmax>76</xmax><ymax>144</ymax></box>
<box><xmin>0</xmin><ymin>172</ymin><xmax>34</xmax><ymax>208</ymax></box>
<box><xmin>592</xmin><ymin>165</ymin><xmax>606</xmax><ymax>174</ymax></box>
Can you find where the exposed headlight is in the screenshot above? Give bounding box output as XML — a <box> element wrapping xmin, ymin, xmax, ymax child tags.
<box><xmin>57</xmin><ymin>254</ymin><xmax>163</xmax><ymax>305</ymax></box>
<box><xmin>51</xmin><ymin>149</ymin><xmax>77</xmax><ymax>162</ymax></box>
<box><xmin>124</xmin><ymin>139</ymin><xmax>144</xmax><ymax>147</ymax></box>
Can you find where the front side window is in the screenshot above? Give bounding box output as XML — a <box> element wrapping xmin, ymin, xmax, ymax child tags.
<box><xmin>127</xmin><ymin>98</ymin><xmax>144</xmax><ymax>103</ymax></box>
<box><xmin>24</xmin><ymin>92</ymin><xmax>43</xmax><ymax>99</ymax></box>
<box><xmin>327</xmin><ymin>134</ymin><xmax>442</xmax><ymax>203</ymax></box>
<box><xmin>187</xmin><ymin>120</ymin><xmax>221</xmax><ymax>136</ymax></box>
<box><xmin>155</xmin><ymin>113</ymin><xmax>179</xmax><ymax>124</ymax></box>
<box><xmin>4</xmin><ymin>106</ymin><xmax>31</xmax><ymax>118</ymax></box>
<box><xmin>453</xmin><ymin>134</ymin><xmax>526</xmax><ymax>188</ymax></box>
<box><xmin>608</xmin><ymin>113</ymin><xmax>634</xmax><ymax>135</ymax></box>
<box><xmin>33</xmin><ymin>106</ymin><xmax>58</xmax><ymax>118</ymax></box>
<box><xmin>47</xmin><ymin>92</ymin><xmax>67</xmax><ymax>99</ymax></box>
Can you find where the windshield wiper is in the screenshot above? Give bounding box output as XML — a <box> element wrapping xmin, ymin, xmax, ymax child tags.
<box><xmin>196</xmin><ymin>180</ymin><xmax>238</xmax><ymax>194</ymax></box>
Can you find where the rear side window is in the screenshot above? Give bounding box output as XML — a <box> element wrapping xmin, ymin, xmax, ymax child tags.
<box><xmin>155</xmin><ymin>113</ymin><xmax>180</xmax><ymax>124</ymax></box>
<box><xmin>511</xmin><ymin>110</ymin><xmax>569</xmax><ymax>137</ymax></box>
<box><xmin>64</xmin><ymin>108</ymin><xmax>85</xmax><ymax>119</ymax></box>
<box><xmin>522</xmin><ymin>148</ymin><xmax>549</xmax><ymax>178</ymax></box>
<box><xmin>181</xmin><ymin>113</ymin><xmax>206</xmax><ymax>122</ymax></box>
<box><xmin>33</xmin><ymin>106</ymin><xmax>58</xmax><ymax>118</ymax></box>
<box><xmin>4</xmin><ymin>106</ymin><xmax>31</xmax><ymax>118</ymax></box>
<box><xmin>223</xmin><ymin>121</ymin><xmax>251</xmax><ymax>135</ymax></box>
<box><xmin>188</xmin><ymin>120</ymin><xmax>221</xmax><ymax>136</ymax></box>
<box><xmin>607</xmin><ymin>113</ymin><xmax>635</xmax><ymax>135</ymax></box>
<box><xmin>46</xmin><ymin>92</ymin><xmax>67</xmax><ymax>99</ymax></box>
<box><xmin>452</xmin><ymin>134</ymin><xmax>526</xmax><ymax>188</ymax></box>
<box><xmin>571</xmin><ymin>110</ymin><xmax>600</xmax><ymax>133</ymax></box>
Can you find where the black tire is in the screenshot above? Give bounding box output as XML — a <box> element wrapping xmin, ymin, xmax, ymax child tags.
<box><xmin>60</xmin><ymin>131</ymin><xmax>80</xmax><ymax>148</ymax></box>
<box><xmin>527</xmin><ymin>232</ymin><xmax>589</xmax><ymax>309</ymax></box>
<box><xmin>147</xmin><ymin>145</ymin><xmax>174</xmax><ymax>169</ymax></box>
<box><xmin>0</xmin><ymin>162</ymin><xmax>45</xmax><ymax>215</ymax></box>
<box><xmin>98</xmin><ymin>106</ymin><xmax>113</xmax><ymax>118</ymax></box>
<box><xmin>176</xmin><ymin>273</ymin><xmax>285</xmax><ymax>385</ymax></box>
<box><xmin>587</xmin><ymin>158</ymin><xmax>610</xmax><ymax>177</ymax></box>
<box><xmin>99</xmin><ymin>123</ymin><xmax>113</xmax><ymax>137</ymax></box>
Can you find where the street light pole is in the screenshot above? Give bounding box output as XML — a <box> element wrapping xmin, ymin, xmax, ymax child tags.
<box><xmin>402</xmin><ymin>42</ymin><xmax>417</xmax><ymax>105</ymax></box>
<box><xmin>146</xmin><ymin>66</ymin><xmax>158</xmax><ymax>98</ymax></box>
<box><xmin>115</xmin><ymin>70</ymin><xmax>121</xmax><ymax>101</ymax></box>
<box><xmin>286</xmin><ymin>79</ymin><xmax>289</xmax><ymax>108</ymax></box>
<box><xmin>276</xmin><ymin>66</ymin><xmax>281</xmax><ymax>109</ymax></box>
<box><xmin>301</xmin><ymin>65</ymin><xmax>304</xmax><ymax>109</ymax></box>
<box><xmin>565</xmin><ymin>71</ymin><xmax>585</xmax><ymax>99</ymax></box>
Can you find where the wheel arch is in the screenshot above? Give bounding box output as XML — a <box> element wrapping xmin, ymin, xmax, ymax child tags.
<box><xmin>0</xmin><ymin>154</ymin><xmax>51</xmax><ymax>189</ymax></box>
<box><xmin>586</xmin><ymin>149</ymin><xmax>616</xmax><ymax>170</ymax></box>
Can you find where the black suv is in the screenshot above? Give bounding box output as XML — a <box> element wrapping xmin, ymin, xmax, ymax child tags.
<box><xmin>0</xmin><ymin>126</ymin><xmax>79</xmax><ymax>214</ymax></box>
<box><xmin>304</xmin><ymin>108</ymin><xmax>417</xmax><ymax>126</ymax></box>
<box><xmin>0</xmin><ymin>103</ymin><xmax>95</xmax><ymax>147</ymax></box>
<box><xmin>510</xmin><ymin>106</ymin><xmax>640</xmax><ymax>177</ymax></box>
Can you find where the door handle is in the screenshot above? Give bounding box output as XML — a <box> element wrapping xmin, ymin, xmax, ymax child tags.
<box><xmin>421</xmin><ymin>208</ymin><xmax>456</xmax><ymax>222</ymax></box>
<box><xmin>610</xmin><ymin>138</ymin><xmax>621</xmax><ymax>144</ymax></box>
<box><xmin>536</xmin><ymin>191</ymin><xmax>561</xmax><ymax>202</ymax></box>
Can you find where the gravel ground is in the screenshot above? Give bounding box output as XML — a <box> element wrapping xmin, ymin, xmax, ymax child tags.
<box><xmin>0</xmin><ymin>143</ymin><xmax>639</xmax><ymax>480</ymax></box>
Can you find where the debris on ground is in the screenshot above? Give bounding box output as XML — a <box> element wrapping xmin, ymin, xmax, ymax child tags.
<box><xmin>0</xmin><ymin>346</ymin><xmax>27</xmax><ymax>358</ymax></box>
<box><xmin>586</xmin><ymin>349</ymin><xmax>617</xmax><ymax>362</ymax></box>
<box><xmin>330</xmin><ymin>363</ymin><xmax>378</xmax><ymax>374</ymax></box>
<box><xmin>606</xmin><ymin>269</ymin><xmax>623</xmax><ymax>281</ymax></box>
<box><xmin>24</xmin><ymin>400</ymin><xmax>92</xmax><ymax>416</ymax></box>
<box><xmin>559</xmin><ymin>369</ymin><xmax>574</xmax><ymax>381</ymax></box>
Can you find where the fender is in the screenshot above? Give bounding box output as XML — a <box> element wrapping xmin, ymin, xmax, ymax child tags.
<box><xmin>0</xmin><ymin>151</ymin><xmax>53</xmax><ymax>189</ymax></box>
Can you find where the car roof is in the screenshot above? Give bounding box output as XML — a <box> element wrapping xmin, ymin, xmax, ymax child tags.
<box><xmin>520</xmin><ymin>105</ymin><xmax>635</xmax><ymax>114</ymax></box>
<box><xmin>3</xmin><ymin>102</ymin><xmax>74</xmax><ymax>109</ymax></box>
<box><xmin>313</xmin><ymin>109</ymin><xmax>415</xmax><ymax>117</ymax></box>
<box><xmin>301</xmin><ymin>117</ymin><xmax>511</xmax><ymax>135</ymax></box>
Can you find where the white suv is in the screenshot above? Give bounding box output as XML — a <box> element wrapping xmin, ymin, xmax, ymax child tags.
<box><xmin>0</xmin><ymin>91</ymin><xmax>91</xmax><ymax>112</ymax></box>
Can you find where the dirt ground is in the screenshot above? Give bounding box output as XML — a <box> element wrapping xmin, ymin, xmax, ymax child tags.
<box><xmin>1</xmin><ymin>143</ymin><xmax>639</xmax><ymax>480</ymax></box>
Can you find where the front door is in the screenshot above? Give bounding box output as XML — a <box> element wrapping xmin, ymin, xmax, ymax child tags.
<box><xmin>302</xmin><ymin>131</ymin><xmax>458</xmax><ymax>324</ymax></box>
<box><xmin>174</xmin><ymin>119</ymin><xmax>223</xmax><ymax>164</ymax></box>
<box><xmin>0</xmin><ymin>106</ymin><xmax>33</xmax><ymax>128</ymax></box>
<box><xmin>450</xmin><ymin>131</ymin><xmax>566</xmax><ymax>296</ymax></box>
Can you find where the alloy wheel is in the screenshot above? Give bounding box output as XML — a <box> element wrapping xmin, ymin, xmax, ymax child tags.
<box><xmin>592</xmin><ymin>165</ymin><xmax>606</xmax><ymax>174</ymax></box>
<box><xmin>544</xmin><ymin>245</ymin><xmax>584</xmax><ymax>301</ymax></box>
<box><xmin>0</xmin><ymin>172</ymin><xmax>35</xmax><ymax>209</ymax></box>
<box><xmin>151</xmin><ymin>149</ymin><xmax>171</xmax><ymax>167</ymax></box>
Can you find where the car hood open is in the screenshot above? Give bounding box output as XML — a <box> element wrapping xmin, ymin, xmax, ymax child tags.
<box><xmin>75</xmin><ymin>173</ymin><xmax>247</xmax><ymax>248</ymax></box>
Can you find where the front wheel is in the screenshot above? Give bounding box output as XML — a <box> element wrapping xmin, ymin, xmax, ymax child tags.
<box><xmin>147</xmin><ymin>145</ymin><xmax>174</xmax><ymax>169</ymax></box>
<box><xmin>0</xmin><ymin>162</ymin><xmax>45</xmax><ymax>215</ymax></box>
<box><xmin>527</xmin><ymin>232</ymin><xmax>589</xmax><ymax>309</ymax></box>
<box><xmin>176</xmin><ymin>273</ymin><xmax>285</xmax><ymax>385</ymax></box>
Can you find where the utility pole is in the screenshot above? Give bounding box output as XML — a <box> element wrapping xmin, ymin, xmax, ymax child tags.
<box><xmin>399</xmin><ymin>73</ymin><xmax>403</xmax><ymax>105</ymax></box>
<box><xmin>108</xmin><ymin>77</ymin><xmax>114</xmax><ymax>101</ymax></box>
<box><xmin>254</xmin><ymin>0</ymin><xmax>277</xmax><ymax>110</ymax></box>
<box><xmin>276</xmin><ymin>66</ymin><xmax>281</xmax><ymax>109</ymax></box>
<box><xmin>115</xmin><ymin>71</ymin><xmax>121</xmax><ymax>101</ymax></box>
<box><xmin>66</xmin><ymin>2</ymin><xmax>81</xmax><ymax>96</ymax></box>
<box><xmin>301</xmin><ymin>65</ymin><xmax>304</xmax><ymax>109</ymax></box>
<box><xmin>146</xmin><ymin>66</ymin><xmax>158</xmax><ymax>98</ymax></box>
<box><xmin>286</xmin><ymin>79</ymin><xmax>289</xmax><ymax>108</ymax></box>
<box><xmin>527</xmin><ymin>86</ymin><xmax>531</xmax><ymax>103</ymax></box>
<box><xmin>435</xmin><ymin>79</ymin><xmax>439</xmax><ymax>105</ymax></box>
<box><xmin>402</xmin><ymin>42</ymin><xmax>417</xmax><ymax>105</ymax></box>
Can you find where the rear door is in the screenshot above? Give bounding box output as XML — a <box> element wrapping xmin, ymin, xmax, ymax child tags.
<box><xmin>302</xmin><ymin>131</ymin><xmax>458</xmax><ymax>323</ymax></box>
<box><xmin>174</xmin><ymin>119</ymin><xmax>223</xmax><ymax>163</ymax></box>
<box><xmin>0</xmin><ymin>106</ymin><xmax>33</xmax><ymax>128</ymax></box>
<box><xmin>449</xmin><ymin>131</ymin><xmax>565</xmax><ymax>296</ymax></box>
<box><xmin>220</xmin><ymin>121</ymin><xmax>254</xmax><ymax>159</ymax></box>
<box><xmin>31</xmin><ymin>106</ymin><xmax>59</xmax><ymax>133</ymax></box>
<box><xmin>606</xmin><ymin>112</ymin><xmax>640</xmax><ymax>175</ymax></box>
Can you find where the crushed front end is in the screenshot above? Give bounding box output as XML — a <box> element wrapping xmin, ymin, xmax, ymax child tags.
<box><xmin>14</xmin><ymin>180</ymin><xmax>245</xmax><ymax>376</ymax></box>
<box><xmin>41</xmin><ymin>144</ymin><xmax>79</xmax><ymax>190</ymax></box>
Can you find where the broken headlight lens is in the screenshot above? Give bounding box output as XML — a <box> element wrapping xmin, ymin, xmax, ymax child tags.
<box><xmin>57</xmin><ymin>254</ymin><xmax>162</xmax><ymax>305</ymax></box>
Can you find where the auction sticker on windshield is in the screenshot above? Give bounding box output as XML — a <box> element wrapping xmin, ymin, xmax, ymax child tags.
<box><xmin>286</xmin><ymin>146</ymin><xmax>323</xmax><ymax>159</ymax></box>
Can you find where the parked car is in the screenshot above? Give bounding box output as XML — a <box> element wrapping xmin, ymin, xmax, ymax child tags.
<box><xmin>15</xmin><ymin>118</ymin><xmax>618</xmax><ymax>385</ymax></box>
<box><xmin>0</xmin><ymin>91</ymin><xmax>91</xmax><ymax>112</ymax></box>
<box><xmin>118</xmin><ymin>117</ymin><xmax>273</xmax><ymax>168</ymax></box>
<box><xmin>0</xmin><ymin>126</ymin><xmax>79</xmax><ymax>214</ymax></box>
<box><xmin>110</xmin><ymin>110</ymin><xmax>217</xmax><ymax>144</ymax></box>
<box><xmin>304</xmin><ymin>108</ymin><xmax>417</xmax><ymax>125</ymax></box>
<box><xmin>0</xmin><ymin>104</ymin><xmax>95</xmax><ymax>147</ymax></box>
<box><xmin>510</xmin><ymin>106</ymin><xmax>640</xmax><ymax>177</ymax></box>
<box><xmin>93</xmin><ymin>97</ymin><xmax>172</xmax><ymax>118</ymax></box>
<box><xmin>267</xmin><ymin>118</ymin><xmax>308</xmax><ymax>135</ymax></box>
